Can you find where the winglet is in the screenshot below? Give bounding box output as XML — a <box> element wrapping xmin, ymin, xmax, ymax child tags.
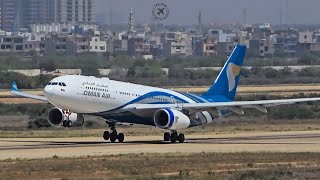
<box><xmin>11</xmin><ymin>82</ymin><xmax>19</xmax><ymax>92</ymax></box>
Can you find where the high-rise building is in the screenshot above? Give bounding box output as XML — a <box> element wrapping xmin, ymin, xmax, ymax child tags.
<box><xmin>23</xmin><ymin>0</ymin><xmax>55</xmax><ymax>27</ymax></box>
<box><xmin>55</xmin><ymin>0</ymin><xmax>95</xmax><ymax>24</ymax></box>
<box><xmin>0</xmin><ymin>0</ymin><xmax>24</xmax><ymax>31</ymax></box>
<box><xmin>0</xmin><ymin>0</ymin><xmax>2</xmax><ymax>30</ymax></box>
<box><xmin>0</xmin><ymin>0</ymin><xmax>54</xmax><ymax>31</ymax></box>
<box><xmin>0</xmin><ymin>0</ymin><xmax>95</xmax><ymax>31</ymax></box>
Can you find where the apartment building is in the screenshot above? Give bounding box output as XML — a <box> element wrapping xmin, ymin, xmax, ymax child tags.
<box><xmin>55</xmin><ymin>0</ymin><xmax>95</xmax><ymax>24</ymax></box>
<box><xmin>0</xmin><ymin>0</ymin><xmax>95</xmax><ymax>31</ymax></box>
<box><xmin>1</xmin><ymin>0</ymin><xmax>20</xmax><ymax>31</ymax></box>
<box><xmin>23</xmin><ymin>0</ymin><xmax>55</xmax><ymax>27</ymax></box>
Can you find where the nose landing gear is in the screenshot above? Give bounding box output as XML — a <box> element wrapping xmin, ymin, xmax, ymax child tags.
<box><xmin>62</xmin><ymin>109</ymin><xmax>72</xmax><ymax>127</ymax></box>
<box><xmin>62</xmin><ymin>119</ymin><xmax>73</xmax><ymax>127</ymax></box>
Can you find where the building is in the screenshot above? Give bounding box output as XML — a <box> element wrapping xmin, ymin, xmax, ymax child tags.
<box><xmin>128</xmin><ymin>36</ymin><xmax>150</xmax><ymax>56</ymax></box>
<box><xmin>299</xmin><ymin>32</ymin><xmax>313</xmax><ymax>44</ymax></box>
<box><xmin>0</xmin><ymin>4</ymin><xmax>1</xmax><ymax>29</ymax></box>
<box><xmin>90</xmin><ymin>31</ymin><xmax>107</xmax><ymax>53</ymax></box>
<box><xmin>259</xmin><ymin>38</ymin><xmax>274</xmax><ymax>57</ymax></box>
<box><xmin>203</xmin><ymin>37</ymin><xmax>217</xmax><ymax>56</ymax></box>
<box><xmin>23</xmin><ymin>0</ymin><xmax>55</xmax><ymax>27</ymax></box>
<box><xmin>0</xmin><ymin>0</ymin><xmax>23</xmax><ymax>31</ymax></box>
<box><xmin>191</xmin><ymin>35</ymin><xmax>203</xmax><ymax>56</ymax></box>
<box><xmin>0</xmin><ymin>33</ymin><xmax>33</xmax><ymax>54</ymax></box>
<box><xmin>1</xmin><ymin>0</ymin><xmax>54</xmax><ymax>31</ymax></box>
<box><xmin>44</xmin><ymin>32</ymin><xmax>91</xmax><ymax>55</ymax></box>
<box><xmin>163</xmin><ymin>32</ymin><xmax>192</xmax><ymax>57</ymax></box>
<box><xmin>55</xmin><ymin>0</ymin><xmax>95</xmax><ymax>24</ymax></box>
<box><xmin>30</xmin><ymin>23</ymin><xmax>98</xmax><ymax>34</ymax></box>
<box><xmin>114</xmin><ymin>32</ymin><xmax>129</xmax><ymax>53</ymax></box>
<box><xmin>0</xmin><ymin>0</ymin><xmax>95</xmax><ymax>31</ymax></box>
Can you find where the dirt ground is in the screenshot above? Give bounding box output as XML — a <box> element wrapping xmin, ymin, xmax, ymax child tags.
<box><xmin>1</xmin><ymin>152</ymin><xmax>320</xmax><ymax>179</ymax></box>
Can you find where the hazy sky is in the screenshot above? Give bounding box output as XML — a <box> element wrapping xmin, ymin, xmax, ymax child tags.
<box><xmin>95</xmin><ymin>0</ymin><xmax>319</xmax><ymax>25</ymax></box>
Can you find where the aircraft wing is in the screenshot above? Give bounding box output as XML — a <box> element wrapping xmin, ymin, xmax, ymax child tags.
<box><xmin>11</xmin><ymin>82</ymin><xmax>48</xmax><ymax>102</ymax></box>
<box><xmin>124</xmin><ymin>97</ymin><xmax>320</xmax><ymax>115</ymax></box>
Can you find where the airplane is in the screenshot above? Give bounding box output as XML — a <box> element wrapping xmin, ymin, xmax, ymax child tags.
<box><xmin>11</xmin><ymin>45</ymin><xmax>320</xmax><ymax>143</ymax></box>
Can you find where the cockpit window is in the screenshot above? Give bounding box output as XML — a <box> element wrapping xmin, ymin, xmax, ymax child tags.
<box><xmin>47</xmin><ymin>82</ymin><xmax>66</xmax><ymax>86</ymax></box>
<box><xmin>58</xmin><ymin>82</ymin><xmax>67</xmax><ymax>86</ymax></box>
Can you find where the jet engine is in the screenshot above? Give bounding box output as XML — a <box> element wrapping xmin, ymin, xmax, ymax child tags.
<box><xmin>153</xmin><ymin>108</ymin><xmax>190</xmax><ymax>130</ymax></box>
<box><xmin>48</xmin><ymin>108</ymin><xmax>84</xmax><ymax>127</ymax></box>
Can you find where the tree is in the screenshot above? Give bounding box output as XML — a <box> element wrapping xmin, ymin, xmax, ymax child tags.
<box><xmin>298</xmin><ymin>52</ymin><xmax>318</xmax><ymax>65</ymax></box>
<box><xmin>27</xmin><ymin>118</ymin><xmax>51</xmax><ymax>129</ymax></box>
<box><xmin>81</xmin><ymin>66</ymin><xmax>100</xmax><ymax>77</ymax></box>
<box><xmin>39</xmin><ymin>59</ymin><xmax>56</xmax><ymax>72</ymax></box>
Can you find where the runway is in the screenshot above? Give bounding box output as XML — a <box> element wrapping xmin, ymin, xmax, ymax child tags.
<box><xmin>1</xmin><ymin>131</ymin><xmax>320</xmax><ymax>160</ymax></box>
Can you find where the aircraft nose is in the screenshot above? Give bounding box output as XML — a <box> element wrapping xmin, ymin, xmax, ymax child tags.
<box><xmin>44</xmin><ymin>85</ymin><xmax>54</xmax><ymax>98</ymax></box>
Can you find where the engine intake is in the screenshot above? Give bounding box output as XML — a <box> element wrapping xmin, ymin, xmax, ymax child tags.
<box><xmin>48</xmin><ymin>108</ymin><xmax>84</xmax><ymax>127</ymax></box>
<box><xmin>154</xmin><ymin>108</ymin><xmax>190</xmax><ymax>130</ymax></box>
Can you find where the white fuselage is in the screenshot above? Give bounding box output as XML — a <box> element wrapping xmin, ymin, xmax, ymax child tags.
<box><xmin>44</xmin><ymin>75</ymin><xmax>197</xmax><ymax>114</ymax></box>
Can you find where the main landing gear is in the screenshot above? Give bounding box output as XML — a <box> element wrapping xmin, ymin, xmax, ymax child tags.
<box><xmin>103</xmin><ymin>122</ymin><xmax>125</xmax><ymax>143</ymax></box>
<box><xmin>164</xmin><ymin>131</ymin><xmax>185</xmax><ymax>143</ymax></box>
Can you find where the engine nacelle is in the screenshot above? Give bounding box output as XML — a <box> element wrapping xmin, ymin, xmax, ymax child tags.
<box><xmin>154</xmin><ymin>108</ymin><xmax>190</xmax><ymax>130</ymax></box>
<box><xmin>48</xmin><ymin>108</ymin><xmax>84</xmax><ymax>127</ymax></box>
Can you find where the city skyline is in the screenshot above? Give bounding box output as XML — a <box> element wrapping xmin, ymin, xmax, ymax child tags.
<box><xmin>95</xmin><ymin>0</ymin><xmax>320</xmax><ymax>25</ymax></box>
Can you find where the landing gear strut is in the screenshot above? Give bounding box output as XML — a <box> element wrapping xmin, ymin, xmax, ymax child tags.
<box><xmin>103</xmin><ymin>122</ymin><xmax>125</xmax><ymax>143</ymax></box>
<box><xmin>62</xmin><ymin>109</ymin><xmax>72</xmax><ymax>128</ymax></box>
<box><xmin>163</xmin><ymin>131</ymin><xmax>185</xmax><ymax>143</ymax></box>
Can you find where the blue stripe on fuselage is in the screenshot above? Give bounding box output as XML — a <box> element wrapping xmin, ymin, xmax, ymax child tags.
<box><xmin>180</xmin><ymin>92</ymin><xmax>209</xmax><ymax>103</ymax></box>
<box><xmin>89</xmin><ymin>90</ymin><xmax>233</xmax><ymax>118</ymax></box>
<box><xmin>90</xmin><ymin>91</ymin><xmax>192</xmax><ymax>115</ymax></box>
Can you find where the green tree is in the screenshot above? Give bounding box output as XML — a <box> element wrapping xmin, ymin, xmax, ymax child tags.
<box><xmin>298</xmin><ymin>52</ymin><xmax>318</xmax><ymax>65</ymax></box>
<box><xmin>81</xmin><ymin>66</ymin><xmax>100</xmax><ymax>77</ymax></box>
<box><xmin>39</xmin><ymin>59</ymin><xmax>56</xmax><ymax>72</ymax></box>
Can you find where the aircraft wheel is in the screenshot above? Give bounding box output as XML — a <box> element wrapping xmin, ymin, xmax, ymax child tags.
<box><xmin>67</xmin><ymin>120</ymin><xmax>73</xmax><ymax>127</ymax></box>
<box><xmin>103</xmin><ymin>131</ymin><xmax>110</xmax><ymax>140</ymax></box>
<box><xmin>164</xmin><ymin>132</ymin><xmax>170</xmax><ymax>141</ymax></box>
<box><xmin>62</xmin><ymin>120</ymin><xmax>68</xmax><ymax>127</ymax></box>
<box><xmin>110</xmin><ymin>131</ymin><xmax>118</xmax><ymax>143</ymax></box>
<box><xmin>117</xmin><ymin>133</ymin><xmax>125</xmax><ymax>143</ymax></box>
<box><xmin>178</xmin><ymin>134</ymin><xmax>185</xmax><ymax>143</ymax></box>
<box><xmin>171</xmin><ymin>133</ymin><xmax>178</xmax><ymax>143</ymax></box>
